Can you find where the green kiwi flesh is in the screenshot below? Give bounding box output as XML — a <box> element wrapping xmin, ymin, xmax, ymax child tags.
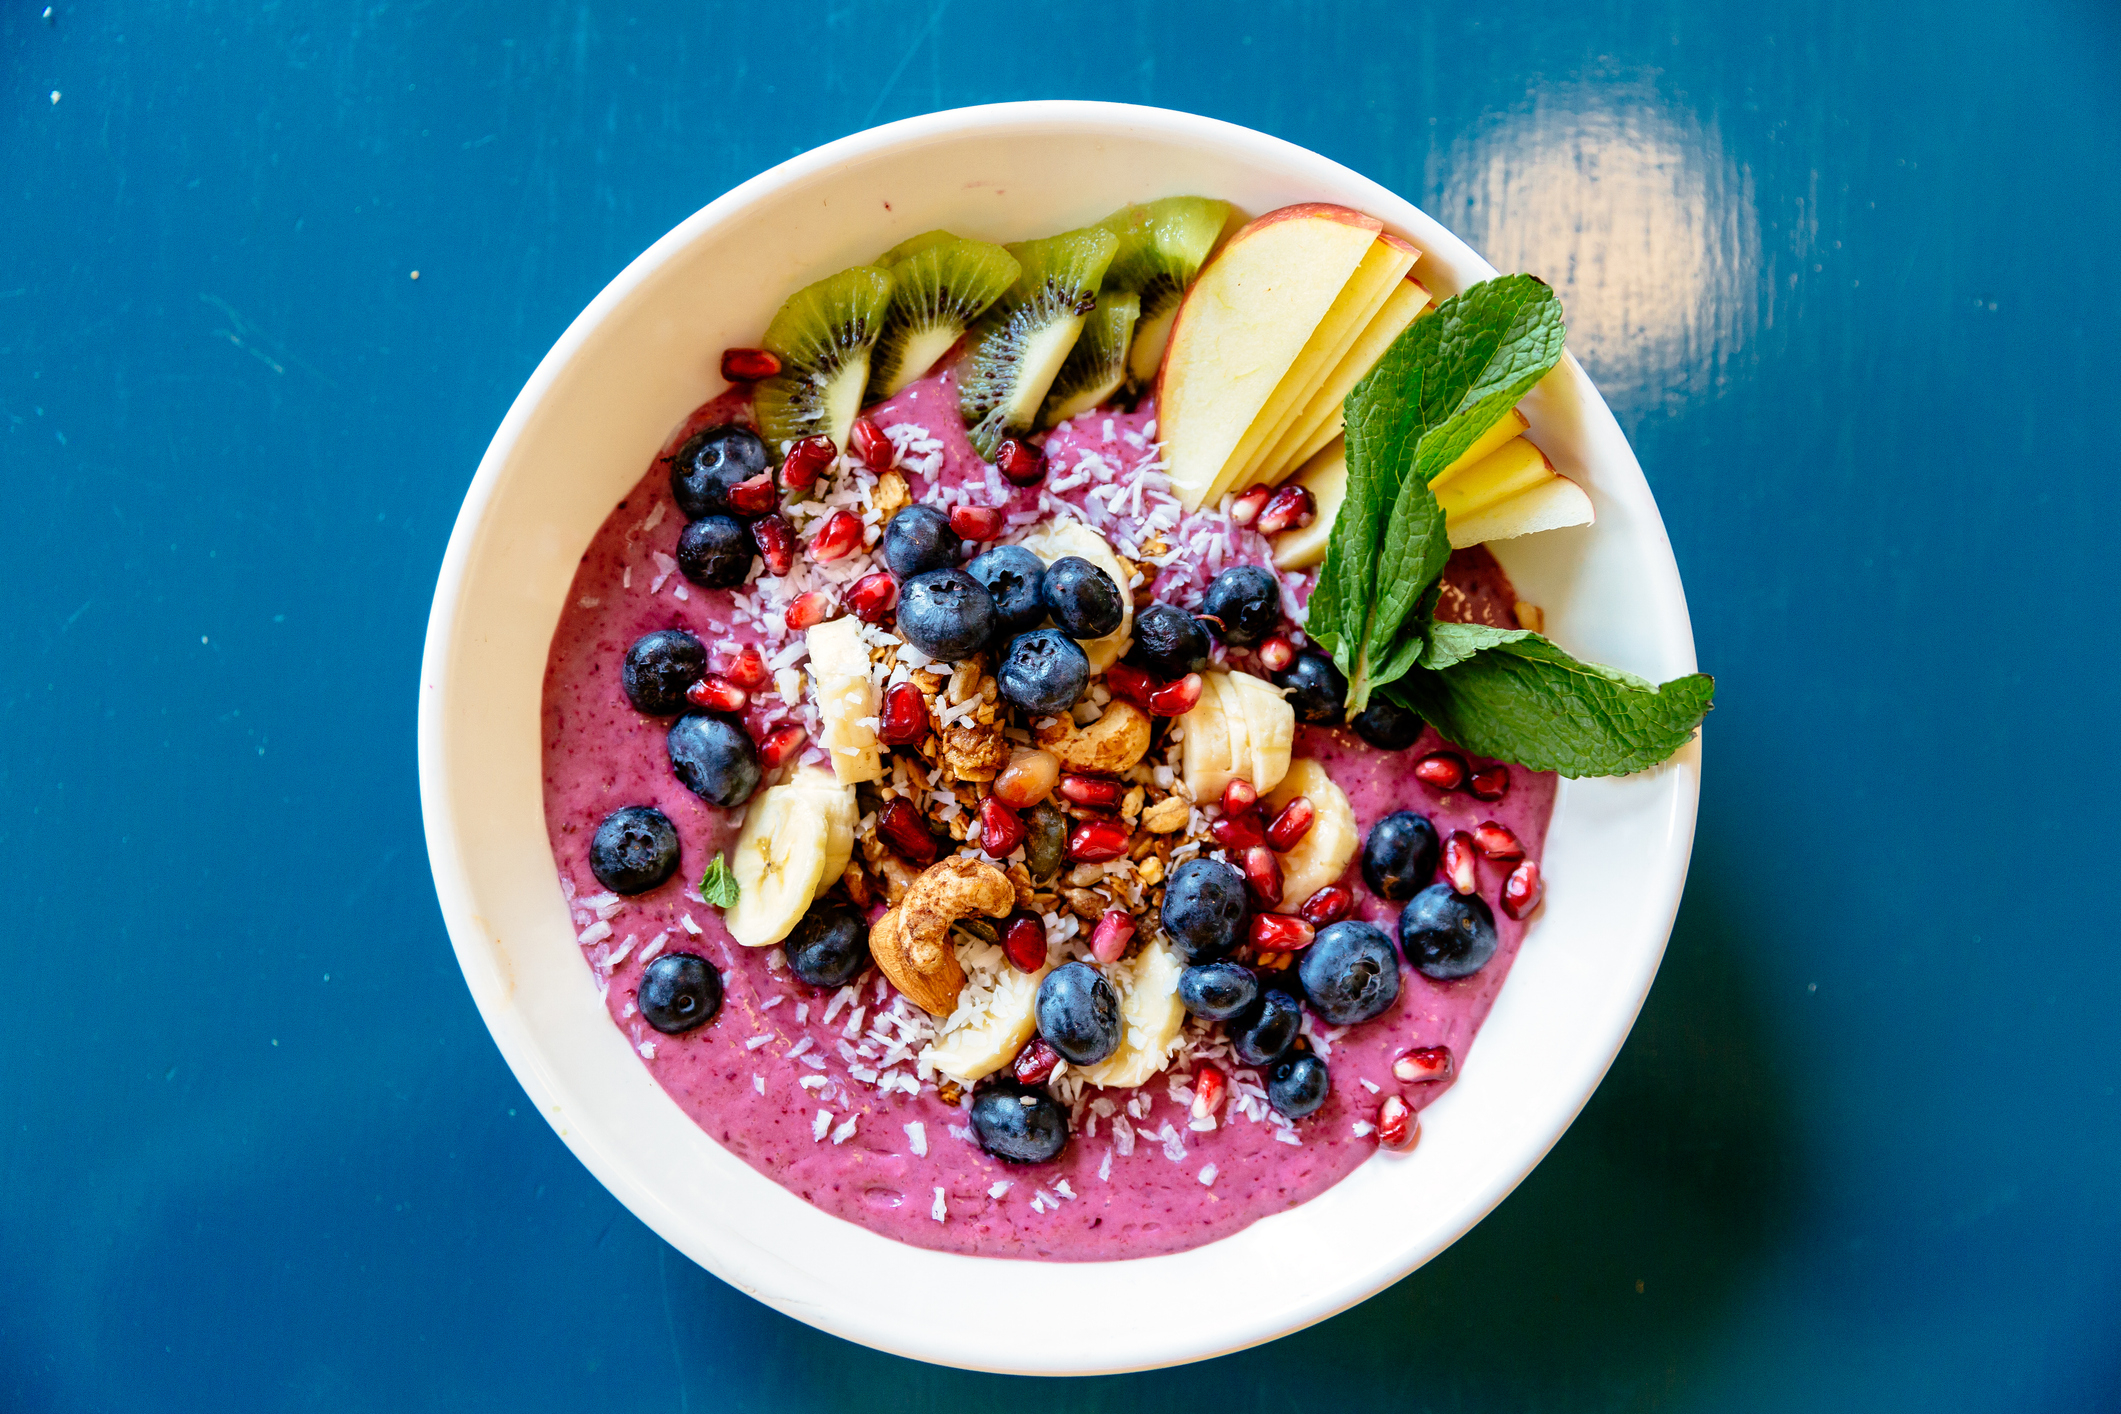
<box><xmin>957</xmin><ymin>227</ymin><xmax>1119</xmax><ymax>460</ymax></box>
<box><xmin>1098</xmin><ymin>196</ymin><xmax>1233</xmax><ymax>385</ymax></box>
<box><xmin>753</xmin><ymin>265</ymin><xmax>894</xmax><ymax>451</ymax></box>
<box><xmin>1038</xmin><ymin>290</ymin><xmax>1140</xmax><ymax>428</ymax></box>
<box><xmin>866</xmin><ymin>233</ymin><xmax>1020</xmax><ymax>402</ymax></box>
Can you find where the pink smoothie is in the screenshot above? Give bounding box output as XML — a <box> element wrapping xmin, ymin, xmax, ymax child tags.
<box><xmin>540</xmin><ymin>378</ymin><xmax>1556</xmax><ymax>1260</ymax></box>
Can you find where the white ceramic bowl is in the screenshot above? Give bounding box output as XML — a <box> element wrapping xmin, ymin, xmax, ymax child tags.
<box><xmin>418</xmin><ymin>100</ymin><xmax>1700</xmax><ymax>1375</ymax></box>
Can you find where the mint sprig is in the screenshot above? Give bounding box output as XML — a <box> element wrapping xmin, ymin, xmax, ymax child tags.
<box><xmin>700</xmin><ymin>855</ymin><xmax>740</xmax><ymax>908</ymax></box>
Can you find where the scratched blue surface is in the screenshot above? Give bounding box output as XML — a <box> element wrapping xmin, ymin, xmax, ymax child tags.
<box><xmin>6</xmin><ymin>1</ymin><xmax>2120</xmax><ymax>1408</ymax></box>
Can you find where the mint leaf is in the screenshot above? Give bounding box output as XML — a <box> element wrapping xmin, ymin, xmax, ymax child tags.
<box><xmin>700</xmin><ymin>855</ymin><xmax>740</xmax><ymax>908</ymax></box>
<box><xmin>1420</xmin><ymin>620</ymin><xmax>1532</xmax><ymax>672</ymax></box>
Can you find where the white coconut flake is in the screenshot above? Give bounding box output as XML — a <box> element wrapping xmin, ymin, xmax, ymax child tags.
<box><xmin>679</xmin><ymin>913</ymin><xmax>702</xmax><ymax>936</ymax></box>
<box><xmin>576</xmin><ymin>919</ymin><xmax>612</xmax><ymax>946</ymax></box>
<box><xmin>932</xmin><ymin>1187</ymin><xmax>948</xmax><ymax>1222</ymax></box>
<box><xmin>812</xmin><ymin>1110</ymin><xmax>832</xmax><ymax>1141</ymax></box>
<box><xmin>988</xmin><ymin>1180</ymin><xmax>1013</xmax><ymax>1199</ymax></box>
<box><xmin>743</xmin><ymin>1033</ymin><xmax>774</xmax><ymax>1051</ymax></box>
<box><xmin>753</xmin><ymin>1074</ymin><xmax>765</xmax><ymax>1094</ymax></box>
<box><xmin>1351</xmin><ymin>1121</ymin><xmax>1375</xmax><ymax>1137</ymax></box>
<box><xmin>830</xmin><ymin>1116</ymin><xmax>859</xmax><ymax>1145</ymax></box>
<box><xmin>905</xmin><ymin>1121</ymin><xmax>928</xmax><ymax>1157</ymax></box>
<box><xmin>1198</xmin><ymin>1163</ymin><xmax>1218</xmax><ymax>1187</ymax></box>
<box><xmin>1098</xmin><ymin>1149</ymin><xmax>1113</xmax><ymax>1182</ymax></box>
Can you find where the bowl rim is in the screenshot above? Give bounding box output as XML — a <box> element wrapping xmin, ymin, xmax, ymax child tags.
<box><xmin>418</xmin><ymin>98</ymin><xmax>1700</xmax><ymax>1374</ymax></box>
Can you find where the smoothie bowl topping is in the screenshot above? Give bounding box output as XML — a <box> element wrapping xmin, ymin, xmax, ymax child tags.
<box><xmin>541</xmin><ymin>197</ymin><xmax>1713</xmax><ymax>1260</ymax></box>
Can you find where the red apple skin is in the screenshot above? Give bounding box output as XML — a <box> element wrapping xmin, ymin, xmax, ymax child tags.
<box><xmin>1379</xmin><ymin>230</ymin><xmax>1420</xmax><ymax>259</ymax></box>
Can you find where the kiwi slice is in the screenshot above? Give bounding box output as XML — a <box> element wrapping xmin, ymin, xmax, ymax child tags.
<box><xmin>1038</xmin><ymin>290</ymin><xmax>1140</xmax><ymax>428</ymax></box>
<box><xmin>753</xmin><ymin>265</ymin><xmax>895</xmax><ymax>451</ymax></box>
<box><xmin>866</xmin><ymin>232</ymin><xmax>1020</xmax><ymax>402</ymax></box>
<box><xmin>957</xmin><ymin>226</ymin><xmax>1119</xmax><ymax>460</ymax></box>
<box><xmin>1098</xmin><ymin>196</ymin><xmax>1233</xmax><ymax>385</ymax></box>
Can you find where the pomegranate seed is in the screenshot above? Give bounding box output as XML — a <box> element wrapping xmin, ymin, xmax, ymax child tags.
<box><xmin>751</xmin><ymin>515</ymin><xmax>796</xmax><ymax>576</ymax></box>
<box><xmin>1013</xmin><ymin>1036</ymin><xmax>1061</xmax><ymax>1084</ymax></box>
<box><xmin>1222</xmin><ymin>778</ymin><xmax>1259</xmax><ymax>816</ymax></box>
<box><xmin>720</xmin><ymin>347</ymin><xmax>781</xmax><ymax>381</ymax></box>
<box><xmin>1257</xmin><ymin>634</ymin><xmax>1296</xmax><ymax>672</ymax></box>
<box><xmin>1230</xmin><ymin>483</ymin><xmax>1272</xmax><ymax>526</ymax></box>
<box><xmin>756</xmin><ymin>724</ymin><xmax>807</xmax><ymax>770</ymax></box>
<box><xmin>948</xmin><ymin>504</ymin><xmax>1004</xmax><ymax>540</ymax></box>
<box><xmin>810</xmin><ymin>509</ymin><xmax>863</xmax><ymax>562</ymax></box>
<box><xmin>1413</xmin><ymin>751</ymin><xmax>1467</xmax><ymax>791</ymax></box>
<box><xmin>994</xmin><ymin>748</ymin><xmax>1059</xmax><ymax>808</ymax></box>
<box><xmin>1393</xmin><ymin>1046</ymin><xmax>1455</xmax><ymax>1083</ymax></box>
<box><xmin>1067</xmin><ymin>817</ymin><xmax>1132</xmax><ymax>863</ymax></box>
<box><xmin>847</xmin><ymin>571</ymin><xmax>898</xmax><ymax>624</ymax></box>
<box><xmin>1256</xmin><ymin>484</ymin><xmax>1317</xmax><ymax>536</ymax></box>
<box><xmin>1242</xmin><ymin>845</ymin><xmax>1283</xmax><ymax>908</ymax></box>
<box><xmin>1058</xmin><ymin>774</ymin><xmax>1124</xmax><ymax>810</ymax></box>
<box><xmin>684</xmin><ymin>675</ymin><xmax>748</xmax><ymax>712</ymax></box>
<box><xmin>1443</xmin><ymin>830</ymin><xmax>1478</xmax><ymax>894</ymax></box>
<box><xmin>978</xmin><ymin>796</ymin><xmax>1026</xmax><ymax>858</ymax></box>
<box><xmin>1250</xmin><ymin>912</ymin><xmax>1315</xmax><ymax>951</ymax></box>
<box><xmin>878</xmin><ymin>681</ymin><xmax>929</xmax><ymax>746</ymax></box>
<box><xmin>1470</xmin><ymin>820</ymin><xmax>1525</xmax><ymax>862</ymax></box>
<box><xmin>1092</xmin><ymin>909</ymin><xmax>1135</xmax><ymax>964</ymax></box>
<box><xmin>877</xmin><ymin>799</ymin><xmax>938</xmax><ymax>866</ymax></box>
<box><xmin>1146</xmin><ymin>672</ymin><xmax>1204</xmax><ymax>717</ymax></box>
<box><xmin>784</xmin><ymin>590</ymin><xmax>834</xmax><ymax>631</ymax></box>
<box><xmin>718</xmin><ymin>644</ymin><xmax>768</xmax><ymax>689</ymax></box>
<box><xmin>1208</xmin><ymin>812</ymin><xmax>1267</xmax><ymax>852</ymax></box>
<box><xmin>995</xmin><ymin>437</ymin><xmax>1046</xmax><ymax>487</ymax></box>
<box><xmin>1002</xmin><ymin>914</ymin><xmax>1048</xmax><ymax>972</ymax></box>
<box><xmin>1376</xmin><ymin>1094</ymin><xmax>1419</xmax><ymax>1150</ymax></box>
<box><xmin>779</xmin><ymin>434</ymin><xmax>836</xmax><ymax>493</ymax></box>
<box><xmin>1191</xmin><ymin>1063</ymin><xmax>1227</xmax><ymax>1120</ymax></box>
<box><xmin>1502</xmin><ymin>859</ymin><xmax>1544</xmax><ymax>920</ymax></box>
<box><xmin>850</xmin><ymin>417</ymin><xmax>894</xmax><ymax>474</ymax></box>
<box><xmin>1466</xmin><ymin>764</ymin><xmax>1511</xmax><ymax>801</ymax></box>
<box><xmin>1299</xmin><ymin>885</ymin><xmax>1354</xmax><ymax>927</ymax></box>
<box><xmin>1104</xmin><ymin>662</ymin><xmax>1159</xmax><ymax>707</ymax></box>
<box><xmin>726</xmin><ymin>472</ymin><xmax>778</xmax><ymax>517</ymax></box>
<box><xmin>1266</xmin><ymin>796</ymin><xmax>1315</xmax><ymax>852</ymax></box>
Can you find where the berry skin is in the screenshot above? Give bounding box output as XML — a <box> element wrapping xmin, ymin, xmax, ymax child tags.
<box><xmin>588</xmin><ymin>806</ymin><xmax>680</xmax><ymax>895</ymax></box>
<box><xmin>665</xmin><ymin>713</ymin><xmax>762</xmax><ymax>807</ymax></box>
<box><xmin>675</xmin><ymin>515</ymin><xmax>754</xmax><ymax>588</ymax></box>
<box><xmin>1126</xmin><ymin>604</ymin><xmax>1212</xmax><ymax>678</ymax></box>
<box><xmin>966</xmin><ymin>544</ymin><xmax>1049</xmax><ymax>640</ymax></box>
<box><xmin>621</xmin><ymin>629</ymin><xmax>707</xmax><ymax>716</ymax></box>
<box><xmin>1399</xmin><ymin>884</ymin><xmax>1501</xmax><ymax>979</ymax></box>
<box><xmin>1362</xmin><ymin>811</ymin><xmax>1441</xmax><ymax>901</ymax></box>
<box><xmin>1268</xmin><ymin>1053</ymin><xmax>1330</xmax><ymax>1118</ymax></box>
<box><xmin>1228</xmin><ymin>989</ymin><xmax>1302</xmax><ymax>1067</ymax></box>
<box><xmin>1178</xmin><ymin>961</ymin><xmax>1259</xmax><ymax>1021</ymax></box>
<box><xmin>1040</xmin><ymin>556</ymin><xmax>1125</xmax><ymax>638</ymax></box>
<box><xmin>896</xmin><ymin>568</ymin><xmax>995</xmax><ymax>661</ymax></box>
<box><xmin>1159</xmin><ymin>857</ymin><xmax>1252</xmax><ymax>965</ymax></box>
<box><xmin>996</xmin><ymin>629</ymin><xmax>1090</xmax><ymax>716</ymax></box>
<box><xmin>880</xmin><ymin>504</ymin><xmax>960</xmax><ymax>579</ymax></box>
<box><xmin>1275</xmin><ymin>649</ymin><xmax>1348</xmax><ymax>726</ymax></box>
<box><xmin>1298</xmin><ymin>920</ymin><xmax>1402</xmax><ymax>1025</ymax></box>
<box><xmin>1200</xmin><ymin>565</ymin><xmax>1282</xmax><ymax>646</ymax></box>
<box><xmin>784</xmin><ymin>901</ymin><xmax>871</xmax><ymax>989</ymax></box>
<box><xmin>669</xmin><ymin>425</ymin><xmax>768</xmax><ymax>520</ymax></box>
<box><xmin>1035</xmin><ymin>962</ymin><xmax>1123</xmax><ymax>1065</ymax></box>
<box><xmin>1351</xmin><ymin>698</ymin><xmax>1424</xmax><ymax>751</ymax></box>
<box><xmin>639</xmin><ymin>953</ymin><xmax>724</xmax><ymax>1034</ymax></box>
<box><xmin>969</xmin><ymin>1078</ymin><xmax>1070</xmax><ymax>1164</ymax></box>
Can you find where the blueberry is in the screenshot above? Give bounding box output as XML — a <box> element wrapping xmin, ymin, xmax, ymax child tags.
<box><xmin>896</xmin><ymin>567</ymin><xmax>994</xmax><ymax>661</ymax></box>
<box><xmin>1178</xmin><ymin>961</ymin><xmax>1258</xmax><ymax>1021</ymax></box>
<box><xmin>1036</xmin><ymin>961</ymin><xmax>1122</xmax><ymax>1065</ymax></box>
<box><xmin>669</xmin><ymin>424</ymin><xmax>767</xmax><ymax>520</ymax></box>
<box><xmin>1268</xmin><ymin>1053</ymin><xmax>1330</xmax><ymax>1118</ymax></box>
<box><xmin>881</xmin><ymin>504</ymin><xmax>960</xmax><ymax>579</ymax></box>
<box><xmin>621</xmin><ymin>629</ymin><xmax>707</xmax><ymax>716</ymax></box>
<box><xmin>675</xmin><ymin>515</ymin><xmax>753</xmax><ymax>588</ymax></box>
<box><xmin>969</xmin><ymin>1079</ymin><xmax>1070</xmax><ymax>1164</ymax></box>
<box><xmin>1126</xmin><ymin>603</ymin><xmax>1212</xmax><ymax>679</ymax></box>
<box><xmin>1229</xmin><ymin>989</ymin><xmax>1302</xmax><ymax>1067</ymax></box>
<box><xmin>784</xmin><ymin>901</ymin><xmax>870</xmax><ymax>989</ymax></box>
<box><xmin>1351</xmin><ymin>698</ymin><xmax>1424</xmax><ymax>751</ymax></box>
<box><xmin>667</xmin><ymin>712</ymin><xmax>762</xmax><ymax>807</ymax></box>
<box><xmin>966</xmin><ymin>545</ymin><xmax>1049</xmax><ymax>640</ymax></box>
<box><xmin>1160</xmin><ymin>857</ymin><xmax>1251</xmax><ymax>964</ymax></box>
<box><xmin>1275</xmin><ymin>648</ymin><xmax>1348</xmax><ymax>726</ymax></box>
<box><xmin>1362</xmin><ymin>810</ymin><xmax>1440</xmax><ymax>900</ymax></box>
<box><xmin>1200</xmin><ymin>565</ymin><xmax>1282</xmax><ymax>646</ymax></box>
<box><xmin>1400</xmin><ymin>884</ymin><xmax>1500</xmax><ymax>979</ymax></box>
<box><xmin>639</xmin><ymin>952</ymin><xmax>723</xmax><ymax>1034</ymax></box>
<box><xmin>996</xmin><ymin>629</ymin><xmax>1090</xmax><ymax>716</ymax></box>
<box><xmin>1040</xmin><ymin>556</ymin><xmax>1125</xmax><ymax>638</ymax></box>
<box><xmin>588</xmin><ymin>806</ymin><xmax>680</xmax><ymax>895</ymax></box>
<box><xmin>1299</xmin><ymin>920</ymin><xmax>1402</xmax><ymax>1024</ymax></box>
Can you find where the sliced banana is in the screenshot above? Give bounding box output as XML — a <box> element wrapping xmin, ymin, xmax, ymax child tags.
<box><xmin>923</xmin><ymin>939</ymin><xmax>1051</xmax><ymax>1084</ymax></box>
<box><xmin>806</xmin><ymin>616</ymin><xmax>882</xmax><ymax>785</ymax></box>
<box><xmin>1178</xmin><ymin>673</ymin><xmax>1233</xmax><ymax>799</ymax></box>
<box><xmin>1079</xmin><ymin>941</ymin><xmax>1187</xmax><ymax>1089</ymax></box>
<box><xmin>1016</xmin><ymin>520</ymin><xmax>1135</xmax><ymax>673</ymax></box>
<box><xmin>1225</xmin><ymin>670</ymin><xmax>1294</xmax><ymax>794</ymax></box>
<box><xmin>724</xmin><ymin>781</ymin><xmax>833</xmax><ymax>948</ymax></box>
<box><xmin>785</xmin><ymin>764</ymin><xmax>858</xmax><ymax>886</ymax></box>
<box><xmin>1180</xmin><ymin>671</ymin><xmax>1294</xmax><ymax>799</ymax></box>
<box><xmin>1261</xmin><ymin>758</ymin><xmax>1359</xmax><ymax>908</ymax></box>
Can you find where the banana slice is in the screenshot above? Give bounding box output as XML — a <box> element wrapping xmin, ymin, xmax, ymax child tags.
<box><xmin>1079</xmin><ymin>941</ymin><xmax>1187</xmax><ymax>1089</ymax></box>
<box><xmin>1261</xmin><ymin>758</ymin><xmax>1359</xmax><ymax>908</ymax></box>
<box><xmin>786</xmin><ymin>764</ymin><xmax>858</xmax><ymax>885</ymax></box>
<box><xmin>806</xmin><ymin>617</ymin><xmax>882</xmax><ymax>785</ymax></box>
<box><xmin>923</xmin><ymin>940</ymin><xmax>1051</xmax><ymax>1084</ymax></box>
<box><xmin>1016</xmin><ymin>520</ymin><xmax>1135</xmax><ymax>673</ymax></box>
<box><xmin>724</xmin><ymin>781</ymin><xmax>834</xmax><ymax>948</ymax></box>
<box><xmin>1178</xmin><ymin>672</ymin><xmax>1233</xmax><ymax>799</ymax></box>
<box><xmin>1225</xmin><ymin>670</ymin><xmax>1294</xmax><ymax>794</ymax></box>
<box><xmin>1211</xmin><ymin>671</ymin><xmax>1252</xmax><ymax>792</ymax></box>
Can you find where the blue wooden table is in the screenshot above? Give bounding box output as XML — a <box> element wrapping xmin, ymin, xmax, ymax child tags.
<box><xmin>6</xmin><ymin>1</ymin><xmax>2118</xmax><ymax>1407</ymax></box>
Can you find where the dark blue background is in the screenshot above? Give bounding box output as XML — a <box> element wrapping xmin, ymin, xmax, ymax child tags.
<box><xmin>6</xmin><ymin>1</ymin><xmax>2118</xmax><ymax>1408</ymax></box>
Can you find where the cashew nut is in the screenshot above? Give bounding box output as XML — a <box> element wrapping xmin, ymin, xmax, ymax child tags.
<box><xmin>869</xmin><ymin>856</ymin><xmax>1015</xmax><ymax>1015</ymax></box>
<box><xmin>1035</xmin><ymin>700</ymin><xmax>1152</xmax><ymax>774</ymax></box>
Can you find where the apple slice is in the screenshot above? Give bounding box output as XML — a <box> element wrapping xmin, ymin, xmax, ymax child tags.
<box><xmin>1268</xmin><ymin>274</ymin><xmax>1435</xmax><ymax>479</ymax></box>
<box><xmin>1156</xmin><ymin>204</ymin><xmax>1384</xmax><ymax>511</ymax></box>
<box><xmin>1446</xmin><ymin>471</ymin><xmax>1594</xmax><ymax>548</ymax></box>
<box><xmin>1270</xmin><ymin>439</ymin><xmax>1346</xmax><ymax>571</ymax></box>
<box><xmin>1432</xmin><ymin>437</ymin><xmax>1556</xmax><ymax>522</ymax></box>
